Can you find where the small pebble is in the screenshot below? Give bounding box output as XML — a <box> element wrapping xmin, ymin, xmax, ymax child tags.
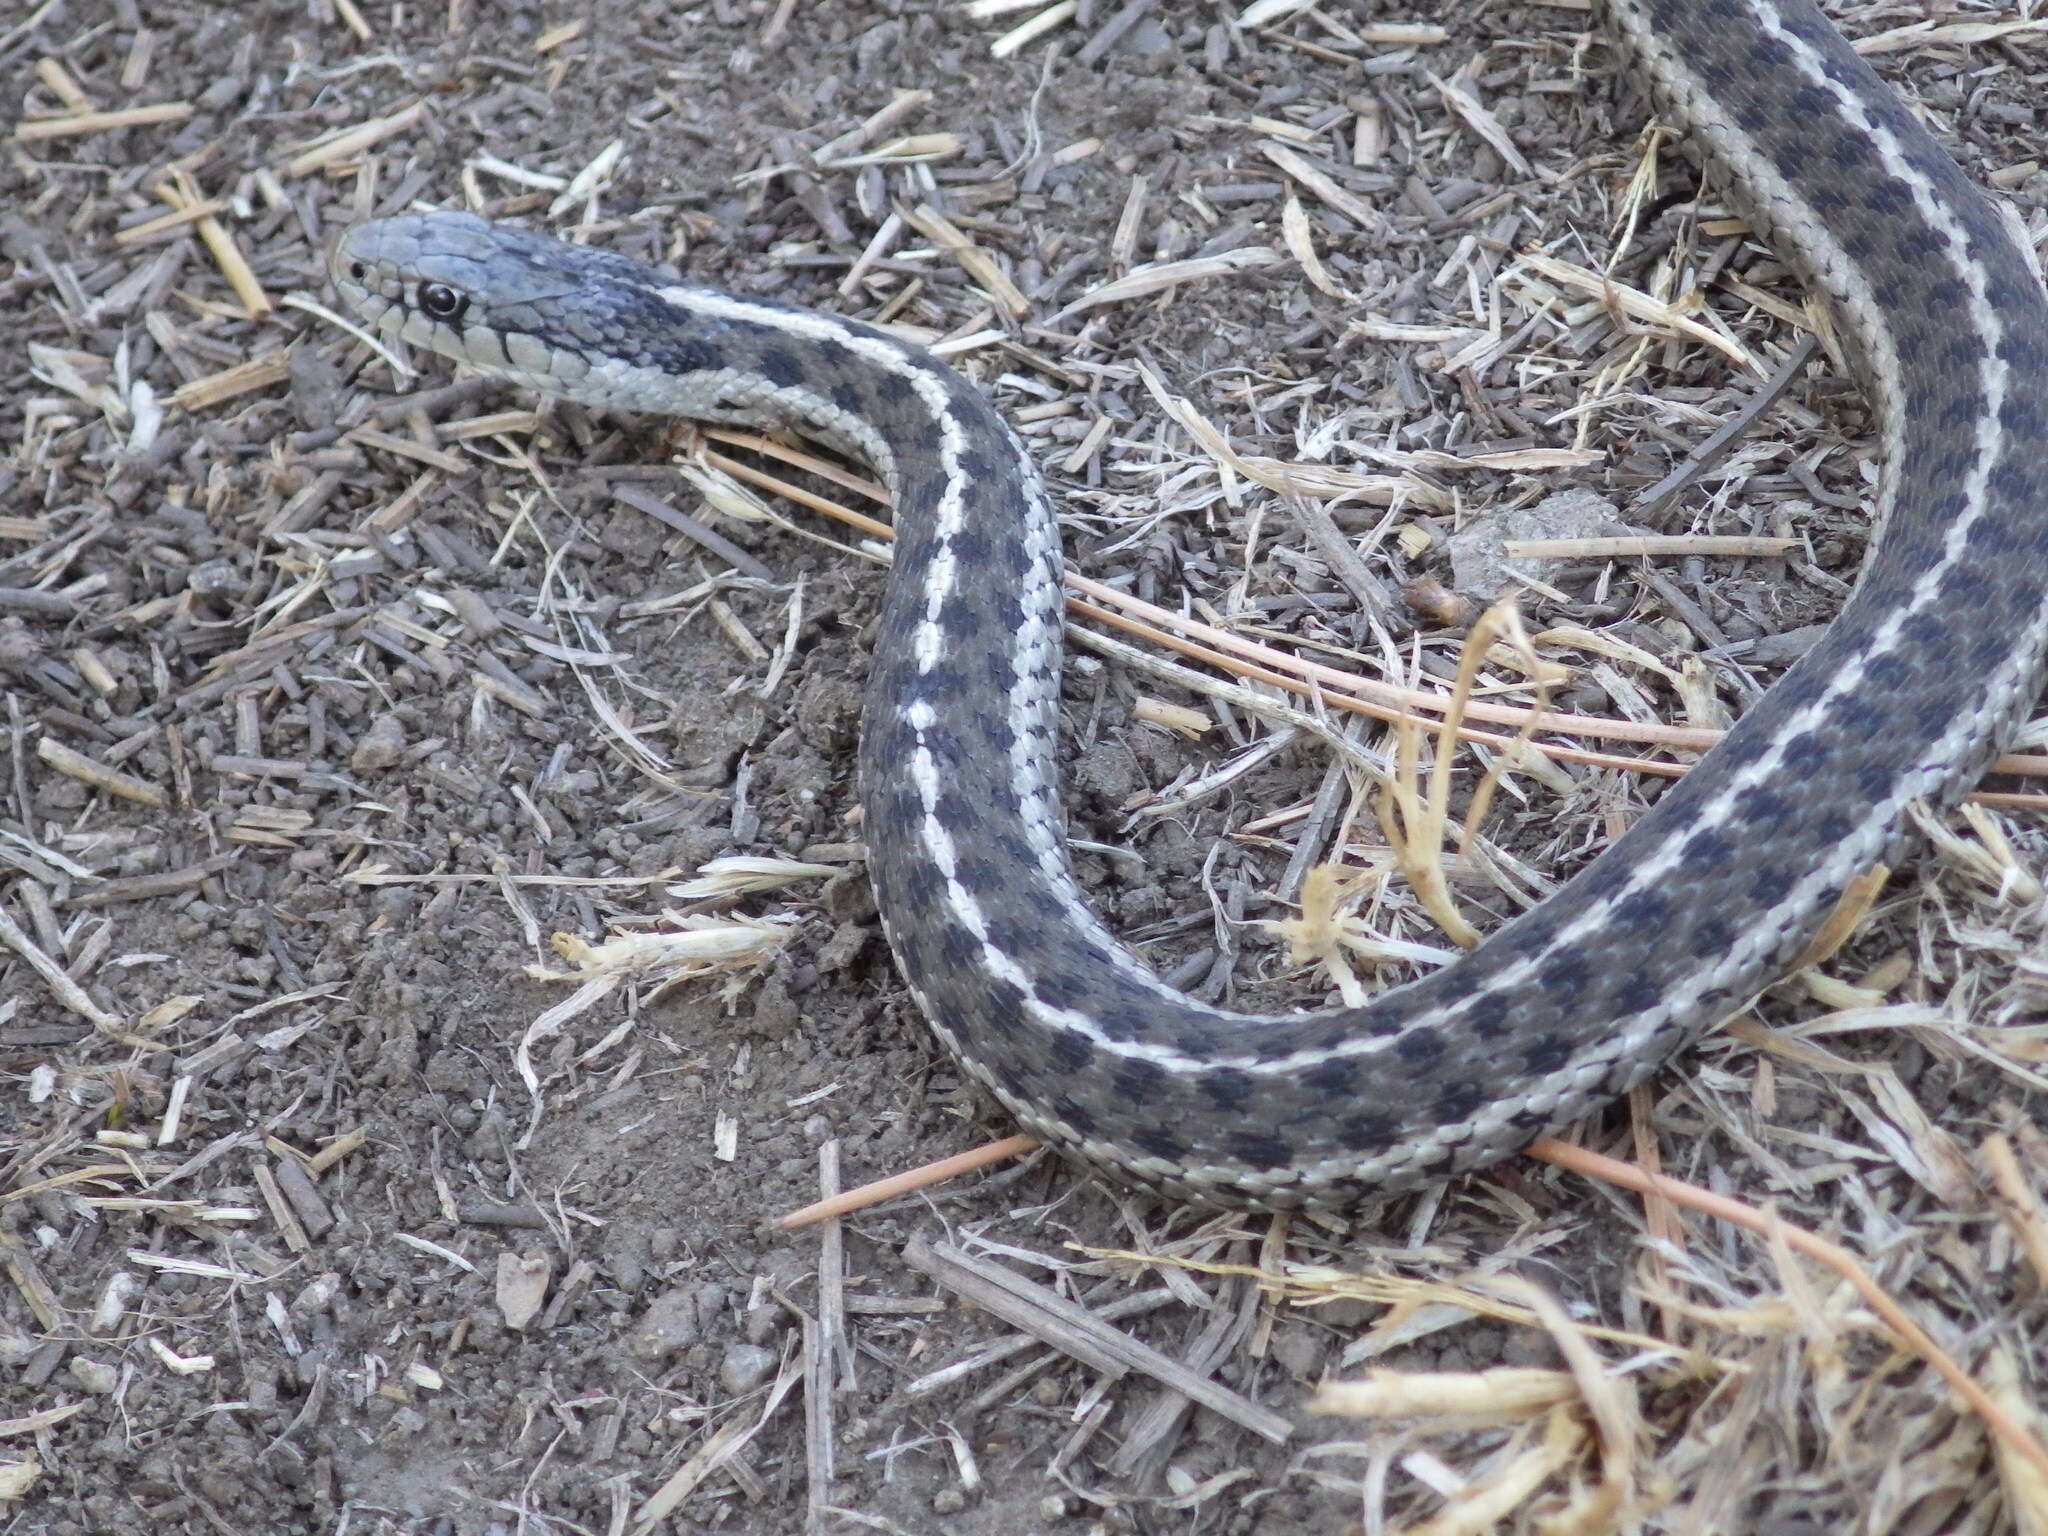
<box><xmin>720</xmin><ymin>1342</ymin><xmax>777</xmax><ymax>1395</ymax></box>
<box><xmin>628</xmin><ymin>1288</ymin><xmax>702</xmax><ymax>1362</ymax></box>
<box><xmin>350</xmin><ymin>712</ymin><xmax>408</xmax><ymax>773</ymax></box>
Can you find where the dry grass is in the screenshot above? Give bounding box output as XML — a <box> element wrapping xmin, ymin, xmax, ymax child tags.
<box><xmin>3</xmin><ymin>0</ymin><xmax>2047</xmax><ymax>1531</ymax></box>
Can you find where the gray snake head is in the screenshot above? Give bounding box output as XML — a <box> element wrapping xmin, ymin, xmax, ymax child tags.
<box><xmin>329</xmin><ymin>212</ymin><xmax>753</xmax><ymax>417</ymax></box>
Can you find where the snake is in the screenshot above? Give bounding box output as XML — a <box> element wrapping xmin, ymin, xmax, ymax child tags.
<box><xmin>329</xmin><ymin>0</ymin><xmax>2048</xmax><ymax>1209</ymax></box>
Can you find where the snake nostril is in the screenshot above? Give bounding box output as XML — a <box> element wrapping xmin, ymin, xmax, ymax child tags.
<box><xmin>349</xmin><ymin>261</ymin><xmax>365</xmax><ymax>281</ymax></box>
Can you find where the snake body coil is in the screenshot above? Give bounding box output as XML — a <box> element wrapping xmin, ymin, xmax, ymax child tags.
<box><xmin>333</xmin><ymin>0</ymin><xmax>2048</xmax><ymax>1207</ymax></box>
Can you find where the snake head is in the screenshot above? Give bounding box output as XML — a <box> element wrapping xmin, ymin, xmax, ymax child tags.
<box><xmin>327</xmin><ymin>211</ymin><xmax>723</xmax><ymax>411</ymax></box>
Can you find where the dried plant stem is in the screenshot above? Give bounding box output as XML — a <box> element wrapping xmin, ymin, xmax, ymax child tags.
<box><xmin>1527</xmin><ymin>1136</ymin><xmax>2048</xmax><ymax>1482</ymax></box>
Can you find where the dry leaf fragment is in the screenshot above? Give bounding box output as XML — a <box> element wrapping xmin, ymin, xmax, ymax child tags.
<box><xmin>497</xmin><ymin>1251</ymin><xmax>552</xmax><ymax>1331</ymax></box>
<box><xmin>1311</xmin><ymin>1366</ymin><xmax>1576</xmax><ymax>1424</ymax></box>
<box><xmin>0</xmin><ymin>1457</ymin><xmax>37</xmax><ymax>1501</ymax></box>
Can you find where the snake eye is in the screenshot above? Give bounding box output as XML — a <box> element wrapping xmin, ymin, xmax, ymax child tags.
<box><xmin>417</xmin><ymin>281</ymin><xmax>468</xmax><ymax>321</ymax></box>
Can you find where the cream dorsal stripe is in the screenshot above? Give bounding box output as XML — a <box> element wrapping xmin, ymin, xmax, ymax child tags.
<box><xmin>330</xmin><ymin>0</ymin><xmax>2048</xmax><ymax>1209</ymax></box>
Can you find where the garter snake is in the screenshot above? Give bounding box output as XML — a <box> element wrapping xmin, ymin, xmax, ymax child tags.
<box><xmin>330</xmin><ymin>0</ymin><xmax>2048</xmax><ymax>1207</ymax></box>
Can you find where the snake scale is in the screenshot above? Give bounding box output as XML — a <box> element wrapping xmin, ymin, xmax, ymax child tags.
<box><xmin>331</xmin><ymin>0</ymin><xmax>2048</xmax><ymax>1208</ymax></box>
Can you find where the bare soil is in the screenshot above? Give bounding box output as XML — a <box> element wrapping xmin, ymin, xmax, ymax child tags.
<box><xmin>4</xmin><ymin>2</ymin><xmax>2047</xmax><ymax>1534</ymax></box>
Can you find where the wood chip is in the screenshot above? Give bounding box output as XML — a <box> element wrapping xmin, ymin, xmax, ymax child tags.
<box><xmin>280</xmin><ymin>99</ymin><xmax>430</xmax><ymax>178</ymax></box>
<box><xmin>901</xmin><ymin>202</ymin><xmax>1030</xmax><ymax>318</ymax></box>
<box><xmin>1503</xmin><ymin>535</ymin><xmax>1800</xmax><ymax>560</ymax></box>
<box><xmin>35</xmin><ymin>738</ymin><xmax>165</xmax><ymax>808</ymax></box>
<box><xmin>11</xmin><ymin>102</ymin><xmax>192</xmax><ymax>141</ymax></box>
<box><xmin>1261</xmin><ymin>141</ymin><xmax>1385</xmax><ymax>233</ymax></box>
<box><xmin>1055</xmin><ymin>246</ymin><xmax>1284</xmax><ymax>317</ymax></box>
<box><xmin>168</xmin><ymin>353</ymin><xmax>293</xmax><ymax>412</ymax></box>
<box><xmin>902</xmin><ymin>1236</ymin><xmax>1292</xmax><ymax>1444</ymax></box>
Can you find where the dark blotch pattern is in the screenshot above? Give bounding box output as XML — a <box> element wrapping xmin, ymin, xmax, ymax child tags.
<box><xmin>1045</xmin><ymin>1028</ymin><xmax>1095</xmax><ymax>1074</ymax></box>
<box><xmin>1197</xmin><ymin>1068</ymin><xmax>1253</xmax><ymax>1112</ymax></box>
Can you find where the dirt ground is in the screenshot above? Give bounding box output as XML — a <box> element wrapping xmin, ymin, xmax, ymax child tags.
<box><xmin>5</xmin><ymin>1</ymin><xmax>2048</xmax><ymax>1532</ymax></box>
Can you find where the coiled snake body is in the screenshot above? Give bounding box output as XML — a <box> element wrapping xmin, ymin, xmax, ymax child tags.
<box><xmin>333</xmin><ymin>0</ymin><xmax>2048</xmax><ymax>1207</ymax></box>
